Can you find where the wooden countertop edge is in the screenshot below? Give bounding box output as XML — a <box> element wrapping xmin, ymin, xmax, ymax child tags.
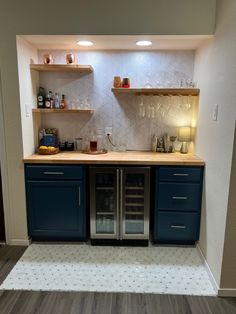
<box><xmin>23</xmin><ymin>152</ymin><xmax>205</xmax><ymax>166</ymax></box>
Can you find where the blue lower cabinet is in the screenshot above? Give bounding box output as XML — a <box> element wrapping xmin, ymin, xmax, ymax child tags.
<box><xmin>154</xmin><ymin>166</ymin><xmax>203</xmax><ymax>244</ymax></box>
<box><xmin>157</xmin><ymin>182</ymin><xmax>201</xmax><ymax>212</ymax></box>
<box><xmin>156</xmin><ymin>212</ymin><xmax>199</xmax><ymax>243</ymax></box>
<box><xmin>25</xmin><ymin>165</ymin><xmax>86</xmax><ymax>241</ymax></box>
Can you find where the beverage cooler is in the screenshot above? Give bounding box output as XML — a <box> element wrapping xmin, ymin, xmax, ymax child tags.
<box><xmin>90</xmin><ymin>167</ymin><xmax>150</xmax><ymax>240</ymax></box>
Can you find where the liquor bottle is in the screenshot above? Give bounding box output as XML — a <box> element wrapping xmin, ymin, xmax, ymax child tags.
<box><xmin>49</xmin><ymin>91</ymin><xmax>54</xmax><ymax>109</ymax></box>
<box><xmin>53</xmin><ymin>93</ymin><xmax>60</xmax><ymax>109</ymax></box>
<box><xmin>37</xmin><ymin>87</ymin><xmax>45</xmax><ymax>108</ymax></box>
<box><xmin>60</xmin><ymin>94</ymin><xmax>67</xmax><ymax>109</ymax></box>
<box><xmin>45</xmin><ymin>91</ymin><xmax>51</xmax><ymax>108</ymax></box>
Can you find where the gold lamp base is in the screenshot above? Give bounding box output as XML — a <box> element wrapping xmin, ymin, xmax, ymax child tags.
<box><xmin>180</xmin><ymin>142</ymin><xmax>188</xmax><ymax>154</ymax></box>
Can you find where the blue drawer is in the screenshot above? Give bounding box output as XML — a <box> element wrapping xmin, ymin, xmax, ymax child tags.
<box><xmin>157</xmin><ymin>182</ymin><xmax>201</xmax><ymax>212</ymax></box>
<box><xmin>25</xmin><ymin>165</ymin><xmax>84</xmax><ymax>180</ymax></box>
<box><xmin>155</xmin><ymin>211</ymin><xmax>199</xmax><ymax>243</ymax></box>
<box><xmin>158</xmin><ymin>167</ymin><xmax>202</xmax><ymax>182</ymax></box>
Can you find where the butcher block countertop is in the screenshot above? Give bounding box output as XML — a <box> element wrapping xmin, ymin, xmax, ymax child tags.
<box><xmin>23</xmin><ymin>151</ymin><xmax>204</xmax><ymax>166</ymax></box>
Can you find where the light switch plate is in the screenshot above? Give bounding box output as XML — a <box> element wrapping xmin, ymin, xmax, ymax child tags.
<box><xmin>212</xmin><ymin>104</ymin><xmax>218</xmax><ymax>121</ymax></box>
<box><xmin>25</xmin><ymin>104</ymin><xmax>30</xmax><ymax>118</ymax></box>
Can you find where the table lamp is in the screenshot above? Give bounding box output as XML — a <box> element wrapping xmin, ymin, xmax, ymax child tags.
<box><xmin>179</xmin><ymin>126</ymin><xmax>191</xmax><ymax>154</ymax></box>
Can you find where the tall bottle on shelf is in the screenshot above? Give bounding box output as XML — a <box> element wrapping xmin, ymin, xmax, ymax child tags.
<box><xmin>53</xmin><ymin>93</ymin><xmax>60</xmax><ymax>109</ymax></box>
<box><xmin>45</xmin><ymin>91</ymin><xmax>51</xmax><ymax>108</ymax></box>
<box><xmin>37</xmin><ymin>87</ymin><xmax>46</xmax><ymax>108</ymax></box>
<box><xmin>60</xmin><ymin>94</ymin><xmax>67</xmax><ymax>109</ymax></box>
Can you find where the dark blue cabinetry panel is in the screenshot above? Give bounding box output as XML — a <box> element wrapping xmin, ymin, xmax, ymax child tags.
<box><xmin>157</xmin><ymin>182</ymin><xmax>201</xmax><ymax>212</ymax></box>
<box><xmin>25</xmin><ymin>165</ymin><xmax>86</xmax><ymax>241</ymax></box>
<box><xmin>154</xmin><ymin>166</ymin><xmax>203</xmax><ymax>244</ymax></box>
<box><xmin>159</xmin><ymin>167</ymin><xmax>202</xmax><ymax>182</ymax></box>
<box><xmin>156</xmin><ymin>212</ymin><xmax>199</xmax><ymax>243</ymax></box>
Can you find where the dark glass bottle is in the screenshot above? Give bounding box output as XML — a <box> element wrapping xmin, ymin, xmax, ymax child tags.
<box><xmin>37</xmin><ymin>87</ymin><xmax>45</xmax><ymax>108</ymax></box>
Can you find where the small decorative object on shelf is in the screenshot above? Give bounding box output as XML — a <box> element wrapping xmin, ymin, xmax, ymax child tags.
<box><xmin>43</xmin><ymin>54</ymin><xmax>53</xmax><ymax>65</ymax></box>
<box><xmin>122</xmin><ymin>78</ymin><xmax>130</xmax><ymax>88</ymax></box>
<box><xmin>66</xmin><ymin>53</ymin><xmax>75</xmax><ymax>64</ymax></box>
<box><xmin>113</xmin><ymin>76</ymin><xmax>122</xmax><ymax>88</ymax></box>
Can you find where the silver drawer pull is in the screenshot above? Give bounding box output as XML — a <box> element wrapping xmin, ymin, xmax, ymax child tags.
<box><xmin>43</xmin><ymin>171</ymin><xmax>65</xmax><ymax>175</ymax></box>
<box><xmin>172</xmin><ymin>196</ymin><xmax>188</xmax><ymax>200</ymax></box>
<box><xmin>78</xmin><ymin>187</ymin><xmax>81</xmax><ymax>207</ymax></box>
<box><xmin>173</xmin><ymin>173</ymin><xmax>189</xmax><ymax>176</ymax></box>
<box><xmin>171</xmin><ymin>225</ymin><xmax>186</xmax><ymax>229</ymax></box>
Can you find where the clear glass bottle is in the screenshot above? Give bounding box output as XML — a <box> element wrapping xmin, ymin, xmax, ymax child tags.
<box><xmin>97</xmin><ymin>129</ymin><xmax>104</xmax><ymax>152</ymax></box>
<box><xmin>53</xmin><ymin>93</ymin><xmax>60</xmax><ymax>109</ymax></box>
<box><xmin>45</xmin><ymin>91</ymin><xmax>51</xmax><ymax>108</ymax></box>
<box><xmin>90</xmin><ymin>131</ymin><xmax>97</xmax><ymax>152</ymax></box>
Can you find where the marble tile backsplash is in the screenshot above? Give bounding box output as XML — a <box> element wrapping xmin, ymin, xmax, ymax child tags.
<box><xmin>38</xmin><ymin>50</ymin><xmax>196</xmax><ymax>151</ymax></box>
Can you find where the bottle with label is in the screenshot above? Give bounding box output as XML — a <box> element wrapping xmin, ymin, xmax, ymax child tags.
<box><xmin>53</xmin><ymin>93</ymin><xmax>60</xmax><ymax>109</ymax></box>
<box><xmin>45</xmin><ymin>91</ymin><xmax>51</xmax><ymax>108</ymax></box>
<box><xmin>49</xmin><ymin>91</ymin><xmax>54</xmax><ymax>109</ymax></box>
<box><xmin>60</xmin><ymin>94</ymin><xmax>67</xmax><ymax>109</ymax></box>
<box><xmin>37</xmin><ymin>87</ymin><xmax>45</xmax><ymax>108</ymax></box>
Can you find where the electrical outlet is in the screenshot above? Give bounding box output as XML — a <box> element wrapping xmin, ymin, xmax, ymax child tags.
<box><xmin>212</xmin><ymin>104</ymin><xmax>218</xmax><ymax>121</ymax></box>
<box><xmin>105</xmin><ymin>127</ymin><xmax>112</xmax><ymax>136</ymax></box>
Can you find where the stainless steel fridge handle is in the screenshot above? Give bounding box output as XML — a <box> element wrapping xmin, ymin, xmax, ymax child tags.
<box><xmin>116</xmin><ymin>169</ymin><xmax>120</xmax><ymax>240</ymax></box>
<box><xmin>120</xmin><ymin>169</ymin><xmax>123</xmax><ymax>240</ymax></box>
<box><xmin>78</xmin><ymin>186</ymin><xmax>81</xmax><ymax>207</ymax></box>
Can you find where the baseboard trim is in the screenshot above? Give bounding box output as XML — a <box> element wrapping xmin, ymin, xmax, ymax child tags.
<box><xmin>196</xmin><ymin>243</ymin><xmax>219</xmax><ymax>295</ymax></box>
<box><xmin>8</xmin><ymin>239</ymin><xmax>30</xmax><ymax>246</ymax></box>
<box><xmin>218</xmin><ymin>289</ymin><xmax>236</xmax><ymax>297</ymax></box>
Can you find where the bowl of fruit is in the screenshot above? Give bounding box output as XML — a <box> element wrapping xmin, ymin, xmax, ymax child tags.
<box><xmin>37</xmin><ymin>146</ymin><xmax>59</xmax><ymax>155</ymax></box>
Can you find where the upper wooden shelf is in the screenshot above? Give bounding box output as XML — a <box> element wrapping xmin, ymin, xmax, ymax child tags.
<box><xmin>32</xmin><ymin>108</ymin><xmax>94</xmax><ymax>114</ymax></box>
<box><xmin>111</xmin><ymin>87</ymin><xmax>199</xmax><ymax>96</ymax></box>
<box><xmin>30</xmin><ymin>64</ymin><xmax>93</xmax><ymax>73</ymax></box>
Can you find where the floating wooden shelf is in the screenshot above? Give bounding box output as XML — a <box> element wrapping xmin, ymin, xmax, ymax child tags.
<box><xmin>111</xmin><ymin>87</ymin><xmax>199</xmax><ymax>96</ymax></box>
<box><xmin>30</xmin><ymin>64</ymin><xmax>93</xmax><ymax>73</ymax></box>
<box><xmin>32</xmin><ymin>108</ymin><xmax>94</xmax><ymax>114</ymax></box>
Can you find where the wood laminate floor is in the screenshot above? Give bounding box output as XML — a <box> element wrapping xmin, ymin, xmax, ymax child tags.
<box><xmin>0</xmin><ymin>245</ymin><xmax>236</xmax><ymax>314</ymax></box>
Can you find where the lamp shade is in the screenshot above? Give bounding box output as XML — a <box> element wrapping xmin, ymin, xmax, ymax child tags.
<box><xmin>179</xmin><ymin>126</ymin><xmax>191</xmax><ymax>142</ymax></box>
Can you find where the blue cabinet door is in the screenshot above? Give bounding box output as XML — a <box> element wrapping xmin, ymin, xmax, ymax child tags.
<box><xmin>26</xmin><ymin>180</ymin><xmax>86</xmax><ymax>240</ymax></box>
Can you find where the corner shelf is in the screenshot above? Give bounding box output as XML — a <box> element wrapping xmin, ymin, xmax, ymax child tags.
<box><xmin>111</xmin><ymin>87</ymin><xmax>199</xmax><ymax>96</ymax></box>
<box><xmin>32</xmin><ymin>108</ymin><xmax>94</xmax><ymax>114</ymax></box>
<box><xmin>30</xmin><ymin>64</ymin><xmax>93</xmax><ymax>73</ymax></box>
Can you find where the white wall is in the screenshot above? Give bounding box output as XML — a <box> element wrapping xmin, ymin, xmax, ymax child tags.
<box><xmin>194</xmin><ymin>0</ymin><xmax>236</xmax><ymax>287</ymax></box>
<box><xmin>0</xmin><ymin>1</ymin><xmax>216</xmax><ymax>36</ymax></box>
<box><xmin>16</xmin><ymin>36</ymin><xmax>39</xmax><ymax>157</ymax></box>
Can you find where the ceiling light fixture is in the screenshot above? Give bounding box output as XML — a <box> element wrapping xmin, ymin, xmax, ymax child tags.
<box><xmin>136</xmin><ymin>40</ymin><xmax>152</xmax><ymax>47</ymax></box>
<box><xmin>77</xmin><ymin>40</ymin><xmax>94</xmax><ymax>47</ymax></box>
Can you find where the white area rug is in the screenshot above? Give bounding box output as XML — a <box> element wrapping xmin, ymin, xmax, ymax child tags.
<box><xmin>0</xmin><ymin>244</ymin><xmax>216</xmax><ymax>295</ymax></box>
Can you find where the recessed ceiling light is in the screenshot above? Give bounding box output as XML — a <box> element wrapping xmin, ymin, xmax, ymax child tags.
<box><xmin>136</xmin><ymin>40</ymin><xmax>152</xmax><ymax>47</ymax></box>
<box><xmin>77</xmin><ymin>40</ymin><xmax>94</xmax><ymax>47</ymax></box>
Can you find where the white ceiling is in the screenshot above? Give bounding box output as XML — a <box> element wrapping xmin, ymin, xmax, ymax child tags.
<box><xmin>21</xmin><ymin>35</ymin><xmax>213</xmax><ymax>50</ymax></box>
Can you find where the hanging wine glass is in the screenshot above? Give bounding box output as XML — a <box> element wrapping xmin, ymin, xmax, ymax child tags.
<box><xmin>139</xmin><ymin>96</ymin><xmax>145</xmax><ymax>118</ymax></box>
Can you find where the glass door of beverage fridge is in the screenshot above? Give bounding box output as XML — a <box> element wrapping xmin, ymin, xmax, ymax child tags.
<box><xmin>90</xmin><ymin>167</ymin><xmax>118</xmax><ymax>239</ymax></box>
<box><xmin>121</xmin><ymin>167</ymin><xmax>150</xmax><ymax>240</ymax></box>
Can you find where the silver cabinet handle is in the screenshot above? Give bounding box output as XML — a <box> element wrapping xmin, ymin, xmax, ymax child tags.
<box><xmin>172</xmin><ymin>196</ymin><xmax>188</xmax><ymax>200</ymax></box>
<box><xmin>120</xmin><ymin>169</ymin><xmax>123</xmax><ymax>240</ymax></box>
<box><xmin>171</xmin><ymin>225</ymin><xmax>186</xmax><ymax>229</ymax></box>
<box><xmin>116</xmin><ymin>169</ymin><xmax>120</xmax><ymax>240</ymax></box>
<box><xmin>173</xmin><ymin>173</ymin><xmax>189</xmax><ymax>176</ymax></box>
<box><xmin>78</xmin><ymin>186</ymin><xmax>81</xmax><ymax>207</ymax></box>
<box><xmin>43</xmin><ymin>171</ymin><xmax>64</xmax><ymax>175</ymax></box>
